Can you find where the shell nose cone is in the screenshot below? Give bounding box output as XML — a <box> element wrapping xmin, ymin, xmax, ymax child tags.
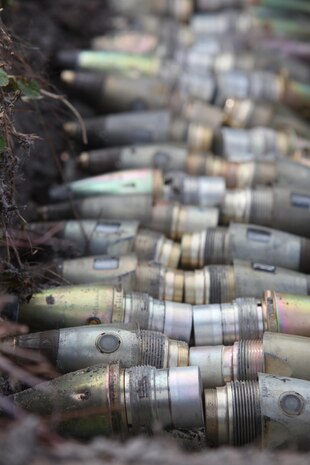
<box><xmin>49</xmin><ymin>185</ymin><xmax>71</xmax><ymax>202</ymax></box>
<box><xmin>14</xmin><ymin>330</ymin><xmax>60</xmax><ymax>364</ymax></box>
<box><xmin>56</xmin><ymin>50</ymin><xmax>79</xmax><ymax>69</ymax></box>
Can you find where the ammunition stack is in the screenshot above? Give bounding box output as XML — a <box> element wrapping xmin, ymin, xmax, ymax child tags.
<box><xmin>3</xmin><ymin>0</ymin><xmax>310</xmax><ymax>450</ymax></box>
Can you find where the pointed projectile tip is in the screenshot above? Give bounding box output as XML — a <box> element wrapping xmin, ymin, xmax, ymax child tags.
<box><xmin>78</xmin><ymin>152</ymin><xmax>90</xmax><ymax>169</ymax></box>
<box><xmin>63</xmin><ymin>121</ymin><xmax>77</xmax><ymax>136</ymax></box>
<box><xmin>49</xmin><ymin>185</ymin><xmax>71</xmax><ymax>202</ymax></box>
<box><xmin>60</xmin><ymin>70</ymin><xmax>76</xmax><ymax>85</ymax></box>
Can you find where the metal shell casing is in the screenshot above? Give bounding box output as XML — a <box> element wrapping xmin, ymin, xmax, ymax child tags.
<box><xmin>204</xmin><ymin>157</ymin><xmax>260</xmax><ymax>188</ymax></box>
<box><xmin>31</xmin><ymin>220</ymin><xmax>182</xmax><ymax>267</ymax></box>
<box><xmin>226</xmin><ymin>159</ymin><xmax>310</xmax><ymax>190</ymax></box>
<box><xmin>11</xmin><ymin>363</ymin><xmax>126</xmax><ymax>438</ymax></box>
<box><xmin>188</xmin><ymin>155</ymin><xmax>276</xmax><ymax>188</ymax></box>
<box><xmin>124</xmin><ymin>293</ymin><xmax>193</xmax><ymax>342</ymax></box>
<box><xmin>78</xmin><ymin>145</ymin><xmax>189</xmax><ymax>174</ymax></box>
<box><xmin>193</xmin><ymin>297</ymin><xmax>264</xmax><ymax>346</ymax></box>
<box><xmin>262</xmin><ymin>291</ymin><xmax>310</xmax><ymax>338</ymax></box>
<box><xmin>149</xmin><ymin>202</ymin><xmax>219</xmax><ymax>241</ymax></box>
<box><xmin>263</xmin><ymin>332</ymin><xmax>310</xmax><ymax>381</ymax></box>
<box><xmin>133</xmin><ymin>229</ymin><xmax>181</xmax><ymax>268</ymax></box>
<box><xmin>59</xmin><ymin>50</ymin><xmax>162</xmax><ymax>76</ymax></box>
<box><xmin>12</xmin><ymin>326</ymin><xmax>189</xmax><ymax>373</ymax></box>
<box><xmin>18</xmin><ymin>285</ymin><xmax>123</xmax><ymax>331</ymax></box>
<box><xmin>108</xmin><ymin>0</ymin><xmax>193</xmax><ymax>21</ymax></box>
<box><xmin>51</xmin><ymin>254</ymin><xmax>185</xmax><ymax>302</ymax></box>
<box><xmin>221</xmin><ymin>188</ymin><xmax>310</xmax><ymax>237</ymax></box>
<box><xmin>271</xmin><ymin>188</ymin><xmax>310</xmax><ymax>237</ymax></box>
<box><xmin>64</xmin><ymin>111</ymin><xmax>172</xmax><ymax>148</ymax></box>
<box><xmin>193</xmin><ymin>292</ymin><xmax>310</xmax><ymax>347</ymax></box>
<box><xmin>179</xmin><ymin>99</ymin><xmax>225</xmax><ymax>129</ymax></box>
<box><xmin>36</xmin><ymin>197</ymin><xmax>219</xmax><ymax>241</ymax></box>
<box><xmin>216</xmin><ymin>70</ymin><xmax>285</xmax><ymax>104</ymax></box>
<box><xmin>27</xmin><ymin>220</ymin><xmax>139</xmax><ymax>257</ymax></box>
<box><xmin>64</xmin><ymin>111</ymin><xmax>214</xmax><ymax>151</ymax></box>
<box><xmin>191</xmin><ymin>11</ymin><xmax>253</xmax><ymax>37</ymax></box>
<box><xmin>181</xmin><ymin>223</ymin><xmax>309</xmax><ymax>272</ymax></box>
<box><xmin>233</xmin><ymin>260</ymin><xmax>310</xmax><ymax>301</ymax></box>
<box><xmin>90</xmin><ymin>32</ymin><xmax>166</xmax><ymax>56</ymax></box>
<box><xmin>18</xmin><ymin>285</ymin><xmax>193</xmax><ymax>342</ymax></box>
<box><xmin>11</xmin><ymin>364</ymin><xmax>204</xmax><ymax>437</ymax></box>
<box><xmin>219</xmin><ymin>127</ymin><xmax>290</xmax><ymax>159</ymax></box>
<box><xmin>49</xmin><ymin>169</ymin><xmax>164</xmax><ymax>202</ymax></box>
<box><xmin>178</xmin><ymin>73</ymin><xmax>216</xmax><ymax>104</ymax></box>
<box><xmin>204</xmin><ymin>379</ymin><xmax>261</xmax><ymax>446</ymax></box>
<box><xmin>190</xmin><ymin>332</ymin><xmax>310</xmax><ymax>389</ymax></box>
<box><xmin>61</xmin><ymin>71</ymin><xmax>173</xmax><ymax>112</ymax></box>
<box><xmin>123</xmin><ymin>365</ymin><xmax>204</xmax><ymax>433</ymax></box>
<box><xmin>196</xmin><ymin>0</ymin><xmax>244</xmax><ymax>12</ymax></box>
<box><xmin>37</xmin><ymin>194</ymin><xmax>154</xmax><ymax>223</ymax></box>
<box><xmin>189</xmin><ymin>157</ymin><xmax>310</xmax><ymax>190</ymax></box>
<box><xmin>59</xmin><ymin>254</ymin><xmax>139</xmax><ymax>290</ymax></box>
<box><xmin>178</xmin><ymin>48</ymin><xmax>266</xmax><ymax>75</ymax></box>
<box><xmin>276</xmin><ymin>160</ymin><xmax>310</xmax><ymax>190</ymax></box>
<box><xmin>259</xmin><ymin>373</ymin><xmax>310</xmax><ymax>449</ymax></box>
<box><xmin>205</xmin><ymin>374</ymin><xmax>310</xmax><ymax>448</ymax></box>
<box><xmin>223</xmin><ymin>98</ymin><xmax>274</xmax><ymax>128</ymax></box>
<box><xmin>226</xmin><ymin>223</ymin><xmax>306</xmax><ymax>272</ymax></box>
<box><xmin>185</xmin><ymin>260</ymin><xmax>310</xmax><ymax>305</ymax></box>
<box><xmin>106</xmin><ymin>15</ymin><xmax>193</xmax><ymax>49</ymax></box>
<box><xmin>163</xmin><ymin>172</ymin><xmax>226</xmax><ymax>207</ymax></box>
<box><xmin>189</xmin><ymin>339</ymin><xmax>263</xmax><ymax>388</ymax></box>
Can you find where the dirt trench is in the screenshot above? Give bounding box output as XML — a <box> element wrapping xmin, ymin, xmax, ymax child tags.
<box><xmin>1</xmin><ymin>1</ymin><xmax>310</xmax><ymax>463</ymax></box>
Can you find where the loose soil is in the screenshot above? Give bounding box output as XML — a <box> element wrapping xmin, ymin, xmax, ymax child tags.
<box><xmin>1</xmin><ymin>1</ymin><xmax>310</xmax><ymax>463</ymax></box>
